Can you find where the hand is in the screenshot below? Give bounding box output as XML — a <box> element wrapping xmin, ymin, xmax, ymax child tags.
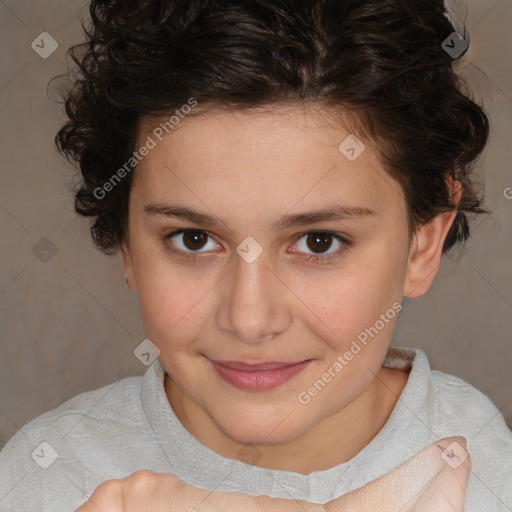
<box><xmin>76</xmin><ymin>471</ymin><xmax>193</xmax><ymax>512</ymax></box>
<box><xmin>77</xmin><ymin>436</ymin><xmax>470</xmax><ymax>512</ymax></box>
<box><xmin>76</xmin><ymin>471</ymin><xmax>287</xmax><ymax>512</ymax></box>
<box><xmin>326</xmin><ymin>436</ymin><xmax>471</xmax><ymax>512</ymax></box>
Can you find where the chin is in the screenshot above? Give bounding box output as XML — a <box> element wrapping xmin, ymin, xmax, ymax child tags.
<box><xmin>214</xmin><ymin>405</ymin><xmax>308</xmax><ymax>446</ymax></box>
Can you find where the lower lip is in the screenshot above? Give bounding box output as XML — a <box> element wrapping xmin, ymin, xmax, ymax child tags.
<box><xmin>210</xmin><ymin>360</ymin><xmax>311</xmax><ymax>391</ymax></box>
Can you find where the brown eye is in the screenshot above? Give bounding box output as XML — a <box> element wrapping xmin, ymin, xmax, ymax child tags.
<box><xmin>162</xmin><ymin>228</ymin><xmax>352</xmax><ymax>264</ymax></box>
<box><xmin>305</xmin><ymin>232</ymin><xmax>334</xmax><ymax>254</ymax></box>
<box><xmin>292</xmin><ymin>231</ymin><xmax>351</xmax><ymax>263</ymax></box>
<box><xmin>164</xmin><ymin>229</ymin><xmax>219</xmax><ymax>255</ymax></box>
<box><xmin>182</xmin><ymin>230</ymin><xmax>209</xmax><ymax>251</ymax></box>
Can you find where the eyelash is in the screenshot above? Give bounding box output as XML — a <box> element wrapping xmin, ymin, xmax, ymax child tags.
<box><xmin>160</xmin><ymin>229</ymin><xmax>353</xmax><ymax>265</ymax></box>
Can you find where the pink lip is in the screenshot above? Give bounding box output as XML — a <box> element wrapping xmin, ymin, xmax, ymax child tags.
<box><xmin>210</xmin><ymin>359</ymin><xmax>312</xmax><ymax>390</ymax></box>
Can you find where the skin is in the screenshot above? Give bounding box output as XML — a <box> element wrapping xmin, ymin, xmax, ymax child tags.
<box><xmin>78</xmin><ymin>436</ymin><xmax>470</xmax><ymax>511</ymax></box>
<box><xmin>119</xmin><ymin>103</ymin><xmax>460</xmax><ymax>475</ymax></box>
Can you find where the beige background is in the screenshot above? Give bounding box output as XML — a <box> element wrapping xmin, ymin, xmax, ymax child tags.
<box><xmin>1</xmin><ymin>0</ymin><xmax>511</xmax><ymax>450</ymax></box>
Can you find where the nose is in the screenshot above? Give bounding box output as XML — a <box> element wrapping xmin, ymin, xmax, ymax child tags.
<box><xmin>216</xmin><ymin>247</ymin><xmax>292</xmax><ymax>345</ymax></box>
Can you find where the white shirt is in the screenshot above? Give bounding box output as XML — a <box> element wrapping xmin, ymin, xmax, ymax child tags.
<box><xmin>0</xmin><ymin>347</ymin><xmax>511</xmax><ymax>511</ymax></box>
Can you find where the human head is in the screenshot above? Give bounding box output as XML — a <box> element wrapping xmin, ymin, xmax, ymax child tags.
<box><xmin>55</xmin><ymin>0</ymin><xmax>490</xmax><ymax>446</ymax></box>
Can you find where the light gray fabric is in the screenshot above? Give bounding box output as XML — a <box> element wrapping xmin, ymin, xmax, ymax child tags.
<box><xmin>0</xmin><ymin>347</ymin><xmax>511</xmax><ymax>511</ymax></box>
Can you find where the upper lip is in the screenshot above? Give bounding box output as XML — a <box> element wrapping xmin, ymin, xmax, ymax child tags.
<box><xmin>211</xmin><ymin>360</ymin><xmax>310</xmax><ymax>371</ymax></box>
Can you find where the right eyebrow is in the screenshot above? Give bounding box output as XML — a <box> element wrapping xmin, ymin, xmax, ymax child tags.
<box><xmin>143</xmin><ymin>202</ymin><xmax>376</xmax><ymax>231</ymax></box>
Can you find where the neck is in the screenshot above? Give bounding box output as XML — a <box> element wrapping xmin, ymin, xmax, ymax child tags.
<box><xmin>164</xmin><ymin>367</ymin><xmax>408</xmax><ymax>474</ymax></box>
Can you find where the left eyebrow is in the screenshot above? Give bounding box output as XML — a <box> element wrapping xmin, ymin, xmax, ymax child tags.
<box><xmin>271</xmin><ymin>204</ymin><xmax>376</xmax><ymax>231</ymax></box>
<box><xmin>143</xmin><ymin>202</ymin><xmax>376</xmax><ymax>231</ymax></box>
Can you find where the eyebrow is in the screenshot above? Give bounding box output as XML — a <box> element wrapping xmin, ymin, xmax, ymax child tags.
<box><xmin>143</xmin><ymin>202</ymin><xmax>376</xmax><ymax>231</ymax></box>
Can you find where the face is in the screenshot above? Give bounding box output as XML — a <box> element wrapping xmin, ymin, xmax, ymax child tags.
<box><xmin>121</xmin><ymin>104</ymin><xmax>453</xmax><ymax>446</ymax></box>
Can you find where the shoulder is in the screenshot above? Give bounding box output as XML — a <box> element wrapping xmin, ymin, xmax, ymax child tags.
<box><xmin>390</xmin><ymin>347</ymin><xmax>511</xmax><ymax>439</ymax></box>
<box><xmin>389</xmin><ymin>347</ymin><xmax>512</xmax><ymax>510</ymax></box>
<box><xmin>428</xmin><ymin>367</ymin><xmax>511</xmax><ymax>439</ymax></box>
<box><xmin>426</xmin><ymin>359</ymin><xmax>512</xmax><ymax>510</ymax></box>
<box><xmin>0</xmin><ymin>372</ymin><xmax>145</xmax><ymax>510</ymax></box>
<box><xmin>7</xmin><ymin>372</ymin><xmax>144</xmax><ymax>442</ymax></box>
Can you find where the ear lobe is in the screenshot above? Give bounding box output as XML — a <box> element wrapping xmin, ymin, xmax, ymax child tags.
<box><xmin>403</xmin><ymin>179</ymin><xmax>462</xmax><ymax>298</ymax></box>
<box><xmin>121</xmin><ymin>242</ymin><xmax>137</xmax><ymax>292</ymax></box>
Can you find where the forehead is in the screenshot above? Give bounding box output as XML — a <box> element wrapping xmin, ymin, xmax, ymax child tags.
<box><xmin>131</xmin><ymin>105</ymin><xmax>404</xmax><ymax>218</ymax></box>
<box><xmin>138</xmin><ymin>104</ymin><xmax>368</xmax><ymax>155</ymax></box>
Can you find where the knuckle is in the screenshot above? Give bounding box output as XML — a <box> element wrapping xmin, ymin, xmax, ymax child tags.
<box><xmin>129</xmin><ymin>469</ymin><xmax>157</xmax><ymax>480</ymax></box>
<box><xmin>90</xmin><ymin>479</ymin><xmax>122</xmax><ymax>502</ymax></box>
<box><xmin>125</xmin><ymin>469</ymin><xmax>159</xmax><ymax>493</ymax></box>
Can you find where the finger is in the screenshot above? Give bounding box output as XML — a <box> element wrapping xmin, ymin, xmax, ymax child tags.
<box><xmin>330</xmin><ymin>436</ymin><xmax>470</xmax><ymax>512</ymax></box>
<box><xmin>412</xmin><ymin>437</ymin><xmax>471</xmax><ymax>512</ymax></box>
<box><xmin>75</xmin><ymin>480</ymin><xmax>123</xmax><ymax>512</ymax></box>
<box><xmin>122</xmin><ymin>471</ymin><xmax>189</xmax><ymax>512</ymax></box>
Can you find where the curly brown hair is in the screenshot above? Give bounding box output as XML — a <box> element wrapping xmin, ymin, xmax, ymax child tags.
<box><xmin>55</xmin><ymin>0</ymin><xmax>490</xmax><ymax>256</ymax></box>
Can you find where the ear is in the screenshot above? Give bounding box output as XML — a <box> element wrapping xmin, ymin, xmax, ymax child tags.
<box><xmin>403</xmin><ymin>179</ymin><xmax>462</xmax><ymax>298</ymax></box>
<box><xmin>121</xmin><ymin>241</ymin><xmax>137</xmax><ymax>292</ymax></box>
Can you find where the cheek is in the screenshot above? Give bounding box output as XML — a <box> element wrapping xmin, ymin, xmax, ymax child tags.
<box><xmin>138</xmin><ymin>283</ymin><xmax>204</xmax><ymax>349</ymax></box>
<box><xmin>134</xmin><ymin>254</ymin><xmax>240</xmax><ymax>360</ymax></box>
<box><xmin>133</xmin><ymin>246</ymin><xmax>207</xmax><ymax>346</ymax></box>
<box><xmin>289</xmin><ymin>245</ymin><xmax>405</xmax><ymax>352</ymax></box>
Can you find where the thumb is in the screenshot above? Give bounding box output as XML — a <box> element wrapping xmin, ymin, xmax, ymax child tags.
<box><xmin>330</xmin><ymin>436</ymin><xmax>471</xmax><ymax>512</ymax></box>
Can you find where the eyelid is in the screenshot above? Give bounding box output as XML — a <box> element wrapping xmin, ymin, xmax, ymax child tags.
<box><xmin>162</xmin><ymin>228</ymin><xmax>220</xmax><ymax>256</ymax></box>
<box><xmin>162</xmin><ymin>228</ymin><xmax>353</xmax><ymax>263</ymax></box>
<box><xmin>291</xmin><ymin>230</ymin><xmax>352</xmax><ymax>263</ymax></box>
